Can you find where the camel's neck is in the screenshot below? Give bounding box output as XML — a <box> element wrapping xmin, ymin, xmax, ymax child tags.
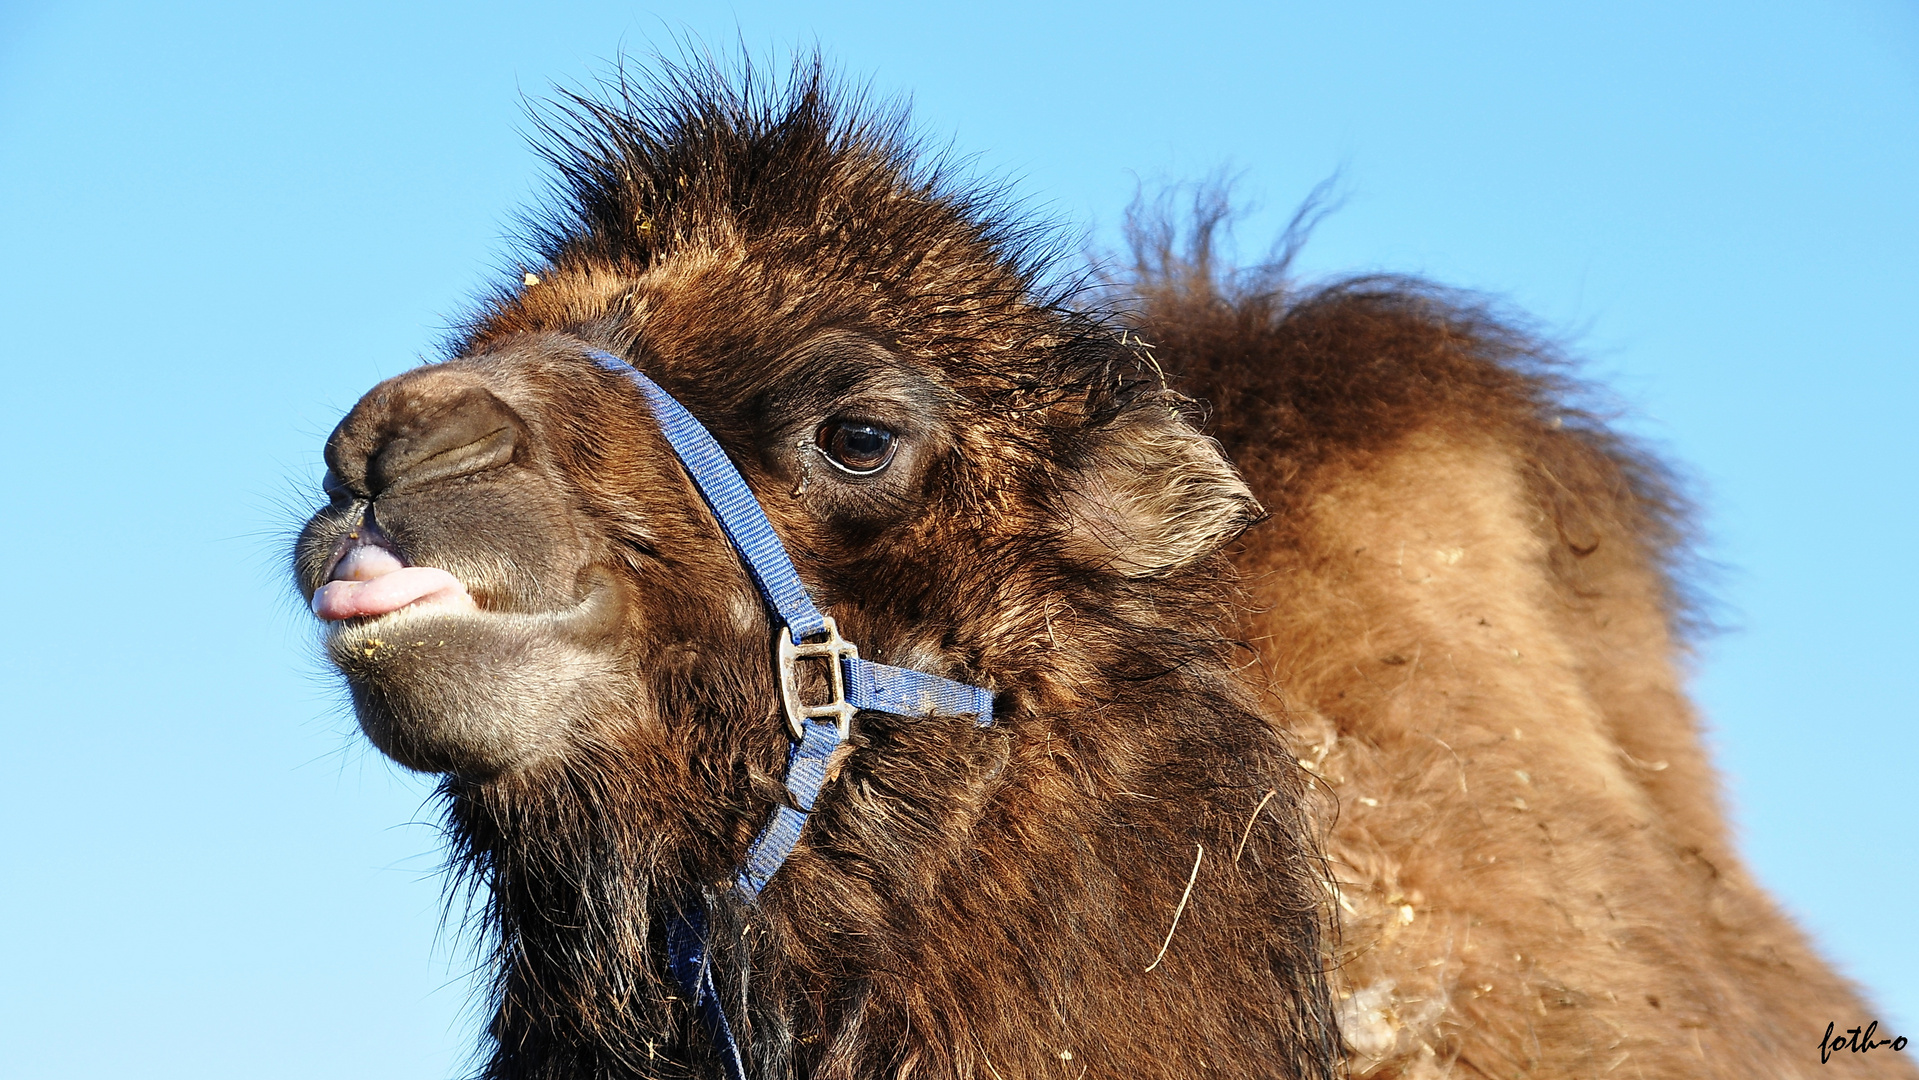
<box><xmin>444</xmin><ymin>634</ymin><xmax>1335</xmax><ymax>1080</ymax></box>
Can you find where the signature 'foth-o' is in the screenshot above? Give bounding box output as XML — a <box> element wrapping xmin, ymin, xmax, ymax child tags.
<box><xmin>292</xmin><ymin>59</ymin><xmax>1907</xmax><ymax>1080</ymax></box>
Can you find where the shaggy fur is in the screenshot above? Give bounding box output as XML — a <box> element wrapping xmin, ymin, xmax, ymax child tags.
<box><xmin>1130</xmin><ymin>209</ymin><xmax>1908</xmax><ymax>1078</ymax></box>
<box><xmin>293</xmin><ymin>59</ymin><xmax>1910</xmax><ymax>1080</ymax></box>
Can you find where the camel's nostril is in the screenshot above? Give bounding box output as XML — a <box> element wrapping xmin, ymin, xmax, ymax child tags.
<box><xmin>364</xmin><ymin>386</ymin><xmax>525</xmax><ymax>495</ymax></box>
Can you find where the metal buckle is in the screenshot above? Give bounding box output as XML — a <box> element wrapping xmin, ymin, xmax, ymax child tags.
<box><xmin>777</xmin><ymin>616</ymin><xmax>860</xmax><ymax>741</ymax></box>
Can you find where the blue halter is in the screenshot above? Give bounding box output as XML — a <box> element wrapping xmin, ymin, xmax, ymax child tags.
<box><xmin>586</xmin><ymin>348</ymin><xmax>994</xmax><ymax>1079</ymax></box>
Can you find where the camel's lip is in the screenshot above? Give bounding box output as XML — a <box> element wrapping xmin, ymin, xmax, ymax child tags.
<box><xmin>323</xmin><ymin>568</ymin><xmax>623</xmax><ymax>653</ymax></box>
<box><xmin>317</xmin><ymin>519</ymin><xmax>394</xmax><ymax>584</ymax></box>
<box><xmin>313</xmin><ymin>524</ymin><xmax>478</xmax><ymax>622</ymax></box>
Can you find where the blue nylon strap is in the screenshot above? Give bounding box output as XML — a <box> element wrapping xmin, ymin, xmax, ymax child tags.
<box><xmin>590</xmin><ymin>350</ymin><xmax>828</xmax><ymax>642</ymax></box>
<box><xmin>587</xmin><ymin>345</ymin><xmax>996</xmax><ymax>1079</ymax></box>
<box><xmin>737</xmin><ymin>672</ymin><xmax>990</xmax><ymax>895</ymax></box>
<box><xmin>665</xmin><ymin>907</ymin><xmax>749</xmax><ymax>1080</ymax></box>
<box><xmin>845</xmin><ymin>658</ymin><xmax>994</xmax><ymax>726</ymax></box>
<box><xmin>737</xmin><ymin>717</ymin><xmax>840</xmax><ymax>896</ymax></box>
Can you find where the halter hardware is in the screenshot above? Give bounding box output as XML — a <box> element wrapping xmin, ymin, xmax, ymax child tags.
<box><xmin>777</xmin><ymin>617</ymin><xmax>860</xmax><ymax>741</ymax></box>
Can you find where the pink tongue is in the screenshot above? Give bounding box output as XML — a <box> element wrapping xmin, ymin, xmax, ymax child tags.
<box><xmin>312</xmin><ymin>551</ymin><xmax>477</xmax><ymax>621</ymax></box>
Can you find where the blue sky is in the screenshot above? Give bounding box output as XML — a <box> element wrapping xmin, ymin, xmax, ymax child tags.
<box><xmin>1</xmin><ymin>2</ymin><xmax>1913</xmax><ymax>1076</ymax></box>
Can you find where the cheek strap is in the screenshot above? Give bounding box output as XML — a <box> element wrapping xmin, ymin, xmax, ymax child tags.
<box><xmin>587</xmin><ymin>346</ymin><xmax>995</xmax><ymax>1079</ymax></box>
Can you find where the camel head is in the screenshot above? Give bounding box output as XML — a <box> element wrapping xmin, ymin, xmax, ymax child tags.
<box><xmin>291</xmin><ymin>68</ymin><xmax>1263</xmax><ymax>825</ymax></box>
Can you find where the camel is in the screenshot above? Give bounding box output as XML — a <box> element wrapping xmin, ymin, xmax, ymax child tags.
<box><xmin>293</xmin><ymin>61</ymin><xmax>1911</xmax><ymax>1079</ymax></box>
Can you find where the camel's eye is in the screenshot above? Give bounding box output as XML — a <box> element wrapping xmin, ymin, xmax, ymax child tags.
<box><xmin>818</xmin><ymin>419</ymin><xmax>897</xmax><ymax>475</ymax></box>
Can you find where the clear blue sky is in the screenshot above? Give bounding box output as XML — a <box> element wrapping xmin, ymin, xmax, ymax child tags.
<box><xmin>2</xmin><ymin>2</ymin><xmax>1913</xmax><ymax>1076</ymax></box>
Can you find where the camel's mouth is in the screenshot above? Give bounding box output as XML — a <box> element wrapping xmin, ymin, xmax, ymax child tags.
<box><xmin>311</xmin><ymin>519</ymin><xmax>630</xmax><ymax>777</ymax></box>
<box><xmin>312</xmin><ymin>524</ymin><xmax>479</xmax><ymax>622</ymax></box>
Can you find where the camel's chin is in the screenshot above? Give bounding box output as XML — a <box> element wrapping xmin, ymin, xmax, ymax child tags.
<box><xmin>353</xmin><ymin>687</ymin><xmax>564</xmax><ymax>778</ymax></box>
<box><xmin>323</xmin><ymin>574</ymin><xmax>628</xmax><ymax>777</ymax></box>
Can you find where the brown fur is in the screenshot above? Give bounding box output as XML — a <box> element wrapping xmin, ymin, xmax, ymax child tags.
<box><xmin>1131</xmin><ymin>217</ymin><xmax>1907</xmax><ymax>1077</ymax></box>
<box><xmin>292</xmin><ymin>59</ymin><xmax>1909</xmax><ymax>1079</ymax></box>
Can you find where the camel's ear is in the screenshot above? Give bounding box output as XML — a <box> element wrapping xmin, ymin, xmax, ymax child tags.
<box><xmin>1060</xmin><ymin>400</ymin><xmax>1265</xmax><ymax>578</ymax></box>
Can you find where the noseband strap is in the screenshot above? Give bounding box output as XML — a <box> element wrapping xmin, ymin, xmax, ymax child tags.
<box><xmin>586</xmin><ymin>347</ymin><xmax>994</xmax><ymax>1078</ymax></box>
